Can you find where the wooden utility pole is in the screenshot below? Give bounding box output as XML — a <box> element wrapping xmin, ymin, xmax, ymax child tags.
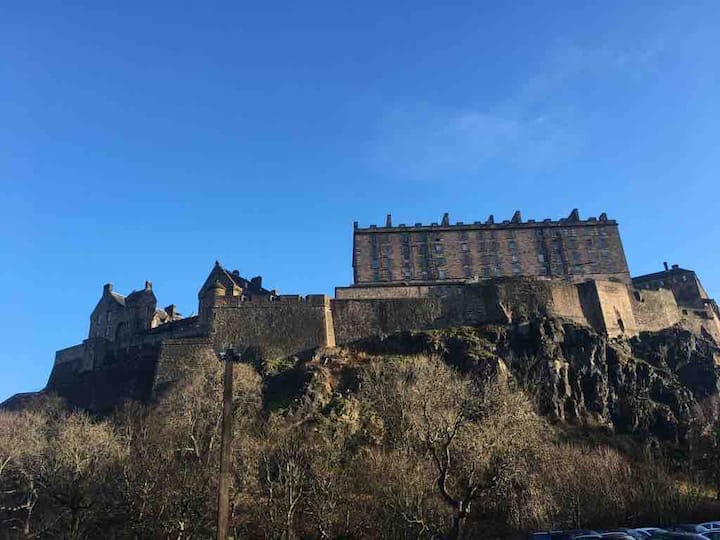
<box><xmin>216</xmin><ymin>347</ymin><xmax>240</xmax><ymax>540</ymax></box>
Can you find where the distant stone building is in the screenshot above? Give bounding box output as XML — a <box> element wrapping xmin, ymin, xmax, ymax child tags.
<box><xmin>352</xmin><ymin>209</ymin><xmax>630</xmax><ymax>286</ymax></box>
<box><xmin>633</xmin><ymin>263</ymin><xmax>720</xmax><ymax>331</ymax></box>
<box><xmin>89</xmin><ymin>281</ymin><xmax>182</xmax><ymax>342</ymax></box>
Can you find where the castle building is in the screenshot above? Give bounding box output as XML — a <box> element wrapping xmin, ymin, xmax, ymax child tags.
<box><xmin>89</xmin><ymin>281</ymin><xmax>182</xmax><ymax>342</ymax></box>
<box><xmin>352</xmin><ymin>209</ymin><xmax>630</xmax><ymax>286</ymax></box>
<box><xmin>633</xmin><ymin>263</ymin><xmax>720</xmax><ymax>319</ymax></box>
<box><xmin>4</xmin><ymin>212</ymin><xmax>719</xmax><ymax>414</ymax></box>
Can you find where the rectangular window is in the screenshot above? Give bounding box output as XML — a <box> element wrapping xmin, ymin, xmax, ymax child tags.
<box><xmin>461</xmin><ymin>243</ymin><xmax>468</xmax><ymax>252</ymax></box>
<box><xmin>438</xmin><ymin>268</ymin><xmax>447</xmax><ymax>279</ymax></box>
<box><xmin>508</xmin><ymin>240</ymin><xmax>516</xmax><ymax>250</ymax></box>
<box><xmin>537</xmin><ymin>253</ymin><xmax>545</xmax><ymax>263</ymax></box>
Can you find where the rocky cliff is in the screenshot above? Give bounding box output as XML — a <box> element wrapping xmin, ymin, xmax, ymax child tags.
<box><xmin>280</xmin><ymin>319</ymin><xmax>720</xmax><ymax>447</ymax></box>
<box><xmin>5</xmin><ymin>316</ymin><xmax>719</xmax><ymax>448</ymax></box>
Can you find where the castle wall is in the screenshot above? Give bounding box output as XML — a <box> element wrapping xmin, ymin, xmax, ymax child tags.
<box><xmin>153</xmin><ymin>337</ymin><xmax>217</xmax><ymax>397</ymax></box>
<box><xmin>549</xmin><ymin>282</ymin><xmax>589</xmax><ymax>325</ymax></box>
<box><xmin>332</xmin><ymin>297</ymin><xmax>461</xmax><ymax>344</ymax></box>
<box><xmin>54</xmin><ymin>344</ymin><xmax>85</xmax><ymax>368</ymax></box>
<box><xmin>679</xmin><ymin>308</ymin><xmax>720</xmax><ymax>343</ymax></box>
<box><xmin>207</xmin><ymin>295</ymin><xmax>334</xmax><ymax>361</ymax></box>
<box><xmin>631</xmin><ymin>289</ymin><xmax>681</xmax><ymax>332</ymax></box>
<box><xmin>332</xmin><ymin>279</ymin><xmax>596</xmax><ymax>344</ymax></box>
<box><xmin>47</xmin><ymin>343</ymin><xmax>161</xmax><ymax>412</ymax></box>
<box><xmin>578</xmin><ymin>281</ymin><xmax>638</xmax><ymax>337</ymax></box>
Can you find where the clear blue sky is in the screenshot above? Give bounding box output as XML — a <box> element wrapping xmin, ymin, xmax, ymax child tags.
<box><xmin>2</xmin><ymin>1</ymin><xmax>719</xmax><ymax>402</ymax></box>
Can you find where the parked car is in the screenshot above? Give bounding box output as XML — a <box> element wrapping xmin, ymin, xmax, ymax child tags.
<box><xmin>626</xmin><ymin>529</ymin><xmax>670</xmax><ymax>538</ymax></box>
<box><xmin>667</xmin><ymin>525</ymin><xmax>712</xmax><ymax>534</ymax></box>
<box><xmin>651</xmin><ymin>532</ymin><xmax>713</xmax><ymax>539</ymax></box>
<box><xmin>699</xmin><ymin>523</ymin><xmax>720</xmax><ymax>531</ymax></box>
<box><xmin>528</xmin><ymin>531</ymin><xmax>602</xmax><ymax>540</ymax></box>
<box><xmin>599</xmin><ymin>533</ymin><xmax>635</xmax><ymax>539</ymax></box>
<box><xmin>602</xmin><ymin>529</ymin><xmax>666</xmax><ymax>539</ymax></box>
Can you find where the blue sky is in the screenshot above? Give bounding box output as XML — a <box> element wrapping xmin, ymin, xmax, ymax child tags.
<box><xmin>2</xmin><ymin>1</ymin><xmax>719</xmax><ymax>401</ymax></box>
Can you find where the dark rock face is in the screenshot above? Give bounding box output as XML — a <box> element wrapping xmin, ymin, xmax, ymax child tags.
<box><xmin>352</xmin><ymin>321</ymin><xmax>720</xmax><ymax>444</ymax></box>
<box><xmin>500</xmin><ymin>321</ymin><xmax>718</xmax><ymax>444</ymax></box>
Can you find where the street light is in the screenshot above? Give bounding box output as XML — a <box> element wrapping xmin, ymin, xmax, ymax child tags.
<box><xmin>216</xmin><ymin>347</ymin><xmax>242</xmax><ymax>540</ymax></box>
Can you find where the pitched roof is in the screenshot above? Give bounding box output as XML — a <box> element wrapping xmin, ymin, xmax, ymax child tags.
<box><xmin>109</xmin><ymin>291</ymin><xmax>126</xmax><ymax>306</ymax></box>
<box><xmin>202</xmin><ymin>261</ymin><xmax>274</xmax><ymax>296</ymax></box>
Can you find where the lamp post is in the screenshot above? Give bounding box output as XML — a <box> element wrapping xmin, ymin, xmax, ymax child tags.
<box><xmin>216</xmin><ymin>347</ymin><xmax>241</xmax><ymax>540</ymax></box>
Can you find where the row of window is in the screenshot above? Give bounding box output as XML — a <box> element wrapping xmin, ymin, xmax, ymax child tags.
<box><xmin>367</xmin><ymin>229</ymin><xmax>617</xmax><ymax>282</ymax></box>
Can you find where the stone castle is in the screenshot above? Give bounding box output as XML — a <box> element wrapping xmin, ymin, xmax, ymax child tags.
<box><xmin>5</xmin><ymin>209</ymin><xmax>720</xmax><ymax>411</ymax></box>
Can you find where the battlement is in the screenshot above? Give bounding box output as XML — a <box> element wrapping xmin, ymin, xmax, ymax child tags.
<box><xmin>354</xmin><ymin>209</ymin><xmax>615</xmax><ymax>232</ymax></box>
<box><xmin>207</xmin><ymin>293</ymin><xmax>331</xmax><ymax>307</ymax></box>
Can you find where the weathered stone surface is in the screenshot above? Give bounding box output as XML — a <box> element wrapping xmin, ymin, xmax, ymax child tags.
<box><xmin>353</xmin><ymin>210</ymin><xmax>631</xmax><ymax>285</ymax></box>
<box><xmin>347</xmin><ymin>321</ymin><xmax>720</xmax><ymax>444</ymax></box>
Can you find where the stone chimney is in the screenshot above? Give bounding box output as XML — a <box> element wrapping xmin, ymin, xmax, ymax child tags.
<box><xmin>663</xmin><ymin>262</ymin><xmax>669</xmax><ymax>271</ymax></box>
<box><xmin>145</xmin><ymin>281</ymin><xmax>152</xmax><ymax>290</ymax></box>
<box><xmin>103</xmin><ymin>283</ymin><xmax>113</xmax><ymax>294</ymax></box>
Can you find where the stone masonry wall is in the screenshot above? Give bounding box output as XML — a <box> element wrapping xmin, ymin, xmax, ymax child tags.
<box><xmin>332</xmin><ymin>279</ymin><xmax>587</xmax><ymax>344</ymax></box>
<box><xmin>353</xmin><ymin>212</ymin><xmax>630</xmax><ymax>285</ymax></box>
<box><xmin>632</xmin><ymin>288</ymin><xmax>682</xmax><ymax>332</ymax></box>
<box><xmin>47</xmin><ymin>343</ymin><xmax>161</xmax><ymax>412</ymax></box>
<box><xmin>207</xmin><ymin>296</ymin><xmax>334</xmax><ymax>361</ymax></box>
<box><xmin>152</xmin><ymin>337</ymin><xmax>218</xmax><ymax>397</ymax></box>
<box><xmin>577</xmin><ymin>281</ymin><xmax>637</xmax><ymax>337</ymax></box>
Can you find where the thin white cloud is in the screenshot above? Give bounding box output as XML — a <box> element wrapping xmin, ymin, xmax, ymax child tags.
<box><xmin>371</xmin><ymin>43</ymin><xmax>665</xmax><ymax>179</ymax></box>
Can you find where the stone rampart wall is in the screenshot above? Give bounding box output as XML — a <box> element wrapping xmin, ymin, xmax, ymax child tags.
<box><xmin>632</xmin><ymin>289</ymin><xmax>681</xmax><ymax>332</ymax></box>
<box><xmin>332</xmin><ymin>279</ymin><xmax>574</xmax><ymax>344</ymax></box>
<box><xmin>549</xmin><ymin>282</ymin><xmax>589</xmax><ymax>324</ymax></box>
<box><xmin>153</xmin><ymin>338</ymin><xmax>217</xmax><ymax>397</ymax></box>
<box><xmin>207</xmin><ymin>298</ymin><xmax>334</xmax><ymax>361</ymax></box>
<box><xmin>54</xmin><ymin>344</ymin><xmax>85</xmax><ymax>366</ymax></box>
<box><xmin>582</xmin><ymin>280</ymin><xmax>638</xmax><ymax>337</ymax></box>
<box><xmin>47</xmin><ymin>343</ymin><xmax>161</xmax><ymax>412</ymax></box>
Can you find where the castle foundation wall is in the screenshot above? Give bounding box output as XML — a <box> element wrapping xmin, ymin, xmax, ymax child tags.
<box><xmin>207</xmin><ymin>296</ymin><xmax>334</xmax><ymax>361</ymax></box>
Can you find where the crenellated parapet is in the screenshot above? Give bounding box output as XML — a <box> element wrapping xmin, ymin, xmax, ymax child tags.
<box><xmin>354</xmin><ymin>208</ymin><xmax>615</xmax><ymax>232</ymax></box>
